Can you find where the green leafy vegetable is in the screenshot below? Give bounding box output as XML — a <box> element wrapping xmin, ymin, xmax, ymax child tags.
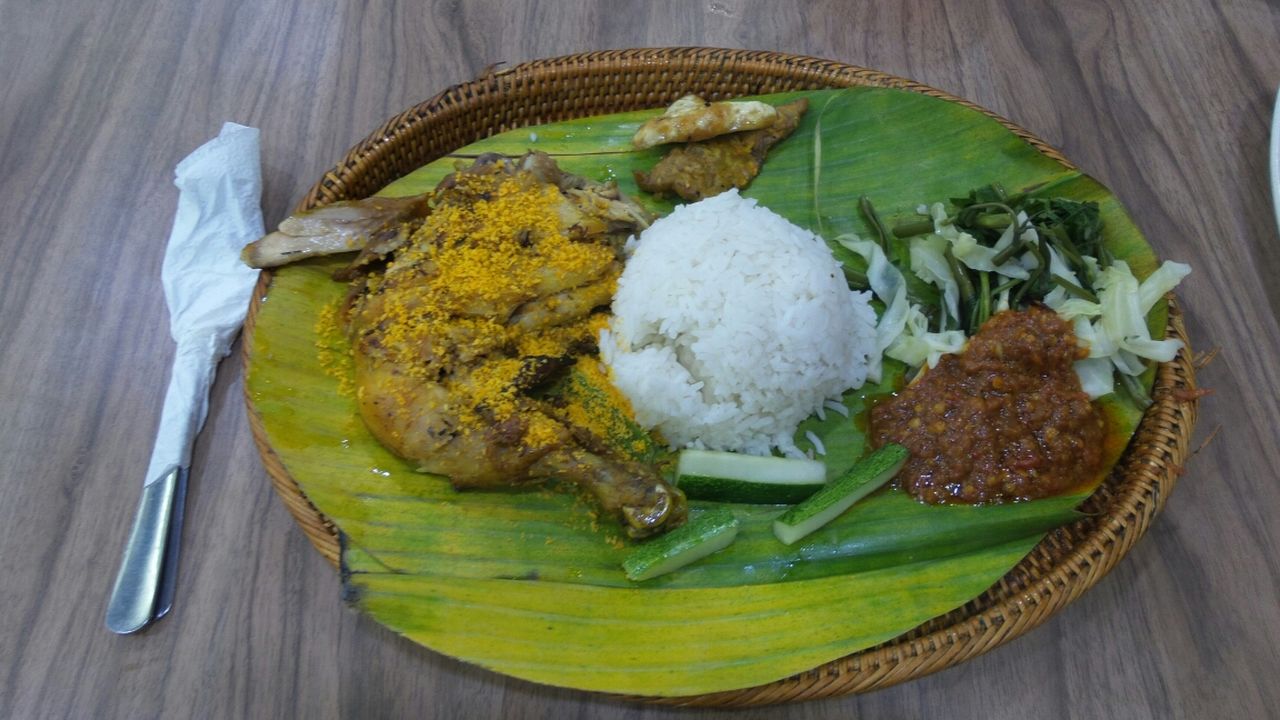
<box><xmin>883</xmin><ymin>184</ymin><xmax>1105</xmax><ymax>335</ymax></box>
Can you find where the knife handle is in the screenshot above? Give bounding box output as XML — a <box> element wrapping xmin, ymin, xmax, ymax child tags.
<box><xmin>105</xmin><ymin>466</ymin><xmax>183</xmax><ymax>634</ymax></box>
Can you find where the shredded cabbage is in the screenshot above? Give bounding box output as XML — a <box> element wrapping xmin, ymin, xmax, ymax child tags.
<box><xmin>995</xmin><ymin>287</ymin><xmax>1011</xmax><ymax>313</ymax></box>
<box><xmin>836</xmin><ymin>236</ymin><xmax>909</xmax><ymax>382</ymax></box>
<box><xmin>1055</xmin><ymin>259</ymin><xmax>1188</xmax><ymax>398</ymax></box>
<box><xmin>1053</xmin><ymin>298</ymin><xmax>1102</xmax><ymax>321</ymax></box>
<box><xmin>1073</xmin><ymin>357</ymin><xmax>1115</xmax><ymax>397</ymax></box>
<box><xmin>1042</xmin><ymin>246</ymin><xmax>1085</xmax><ymax>309</ymax></box>
<box><xmin>1138</xmin><ymin>260</ymin><xmax>1192</xmax><ymax>315</ymax></box>
<box><xmin>951</xmin><ymin>231</ymin><xmax>1030</xmax><ymax>279</ymax></box>
<box><xmin>885</xmin><ymin>305</ymin><xmax>966</xmax><ymax>368</ymax></box>
<box><xmin>838</xmin><ymin>234</ymin><xmax>964</xmax><ymax>377</ymax></box>
<box><xmin>1095</xmin><ymin>260</ymin><xmax>1186</xmax><ymax>365</ymax></box>
<box><xmin>909</xmin><ymin>234</ymin><xmax>959</xmax><ymax>326</ymax></box>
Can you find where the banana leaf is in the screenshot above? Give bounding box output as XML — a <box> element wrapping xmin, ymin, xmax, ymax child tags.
<box><xmin>245</xmin><ymin>87</ymin><xmax>1161</xmax><ymax>695</ymax></box>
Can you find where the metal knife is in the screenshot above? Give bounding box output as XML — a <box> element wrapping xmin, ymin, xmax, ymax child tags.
<box><xmin>104</xmin><ymin>123</ymin><xmax>262</xmax><ymax>634</ymax></box>
<box><xmin>105</xmin><ymin>466</ymin><xmax>187</xmax><ymax>633</ymax></box>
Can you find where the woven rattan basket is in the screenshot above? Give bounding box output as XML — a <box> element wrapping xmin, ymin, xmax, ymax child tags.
<box><xmin>242</xmin><ymin>48</ymin><xmax>1199</xmax><ymax>706</ymax></box>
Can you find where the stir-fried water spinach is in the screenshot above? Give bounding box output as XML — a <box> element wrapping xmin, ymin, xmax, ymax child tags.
<box><xmin>868</xmin><ymin>183</ymin><xmax>1105</xmax><ymax>335</ymax></box>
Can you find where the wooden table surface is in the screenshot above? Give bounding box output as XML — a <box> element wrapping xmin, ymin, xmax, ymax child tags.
<box><xmin>4</xmin><ymin>1</ymin><xmax>1279</xmax><ymax>718</ymax></box>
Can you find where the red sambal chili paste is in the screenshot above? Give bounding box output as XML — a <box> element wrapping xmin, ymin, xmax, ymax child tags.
<box><xmin>870</xmin><ymin>305</ymin><xmax>1105</xmax><ymax>504</ymax></box>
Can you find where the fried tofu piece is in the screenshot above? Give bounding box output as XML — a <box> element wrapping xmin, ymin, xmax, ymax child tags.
<box><xmin>634</xmin><ymin>97</ymin><xmax>809</xmax><ymax>201</ymax></box>
<box><xmin>631</xmin><ymin>95</ymin><xmax>779</xmax><ymax>149</ymax></box>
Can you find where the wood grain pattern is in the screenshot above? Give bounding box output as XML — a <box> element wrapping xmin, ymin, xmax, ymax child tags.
<box><xmin>1</xmin><ymin>0</ymin><xmax>1277</xmax><ymax>718</ymax></box>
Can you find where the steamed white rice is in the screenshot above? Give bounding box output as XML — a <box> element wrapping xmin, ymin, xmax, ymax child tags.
<box><xmin>600</xmin><ymin>189</ymin><xmax>877</xmax><ymax>457</ymax></box>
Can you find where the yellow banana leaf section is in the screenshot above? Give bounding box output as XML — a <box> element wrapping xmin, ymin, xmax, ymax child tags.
<box><xmin>246</xmin><ymin>86</ymin><xmax>1161</xmax><ymax>695</ymax></box>
<box><xmin>347</xmin><ymin>537</ymin><xmax>1043</xmax><ymax>696</ymax></box>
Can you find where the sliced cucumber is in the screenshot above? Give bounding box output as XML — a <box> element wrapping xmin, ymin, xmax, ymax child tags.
<box><xmin>676</xmin><ymin>475</ymin><xmax>827</xmax><ymax>504</ymax></box>
<box><xmin>675</xmin><ymin>449</ymin><xmax>827</xmax><ymax>504</ymax></box>
<box><xmin>678</xmin><ymin>449</ymin><xmax>827</xmax><ymax>483</ymax></box>
<box><xmin>772</xmin><ymin>443</ymin><xmax>909</xmax><ymax>546</ymax></box>
<box><xmin>622</xmin><ymin>507</ymin><xmax>740</xmax><ymax>582</ymax></box>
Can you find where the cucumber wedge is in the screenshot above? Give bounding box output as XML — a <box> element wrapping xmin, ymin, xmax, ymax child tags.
<box><xmin>675</xmin><ymin>450</ymin><xmax>827</xmax><ymax>504</ymax></box>
<box><xmin>678</xmin><ymin>475</ymin><xmax>828</xmax><ymax>504</ymax></box>
<box><xmin>622</xmin><ymin>507</ymin><xmax>740</xmax><ymax>581</ymax></box>
<box><xmin>773</xmin><ymin>444</ymin><xmax>909</xmax><ymax>546</ymax></box>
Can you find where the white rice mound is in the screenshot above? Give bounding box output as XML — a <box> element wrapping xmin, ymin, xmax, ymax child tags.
<box><xmin>601</xmin><ymin>189</ymin><xmax>878</xmax><ymax>457</ymax></box>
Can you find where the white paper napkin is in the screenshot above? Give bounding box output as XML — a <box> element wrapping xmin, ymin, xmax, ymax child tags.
<box><xmin>144</xmin><ymin>123</ymin><xmax>263</xmax><ymax>486</ymax></box>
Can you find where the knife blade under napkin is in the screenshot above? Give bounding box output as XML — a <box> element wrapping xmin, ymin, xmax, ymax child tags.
<box><xmin>105</xmin><ymin>123</ymin><xmax>263</xmax><ymax>634</ymax></box>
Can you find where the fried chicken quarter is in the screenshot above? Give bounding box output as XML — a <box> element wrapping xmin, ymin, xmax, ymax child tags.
<box><xmin>246</xmin><ymin>152</ymin><xmax>686</xmax><ymax>537</ymax></box>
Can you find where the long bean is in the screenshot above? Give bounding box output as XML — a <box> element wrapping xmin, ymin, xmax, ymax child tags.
<box><xmin>842</xmin><ymin>264</ymin><xmax>869</xmax><ymax>288</ymax></box>
<box><xmin>1012</xmin><ymin>240</ymin><xmax>1049</xmax><ymax>306</ymax></box>
<box><xmin>991</xmin><ymin>277</ymin><xmax>1020</xmax><ymax>297</ymax></box>
<box><xmin>991</xmin><ymin>238</ymin><xmax>1027</xmax><ymax>266</ymax></box>
<box><xmin>977</xmin><ymin>271</ymin><xmax>991</xmax><ymax>327</ymax></box>
<box><xmin>1118</xmin><ymin>370</ymin><xmax>1153</xmax><ymax>410</ymax></box>
<box><xmin>944</xmin><ymin>246</ymin><xmax>974</xmax><ymax>331</ymax></box>
<box><xmin>860</xmin><ymin>196</ymin><xmax>892</xmax><ymax>252</ymax></box>
<box><xmin>892</xmin><ymin>219</ymin><xmax>935</xmax><ymax>238</ymax></box>
<box><xmin>1050</xmin><ymin>275</ymin><xmax>1099</xmax><ymax>302</ymax></box>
